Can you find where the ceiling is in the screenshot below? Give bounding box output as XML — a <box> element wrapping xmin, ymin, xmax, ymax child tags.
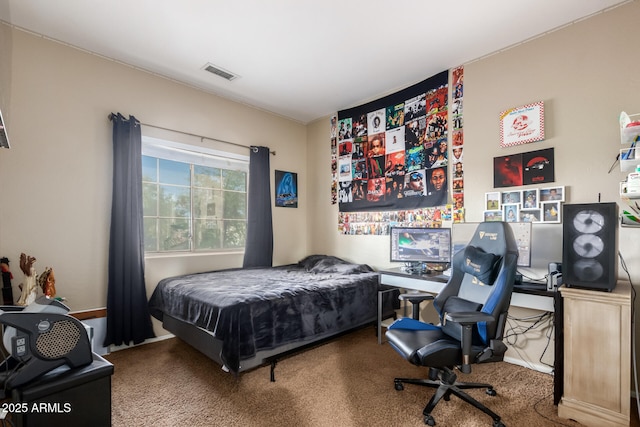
<box><xmin>0</xmin><ymin>0</ymin><xmax>630</xmax><ymax>124</ymax></box>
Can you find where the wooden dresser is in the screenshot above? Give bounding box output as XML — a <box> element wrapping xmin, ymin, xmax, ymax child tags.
<box><xmin>558</xmin><ymin>280</ymin><xmax>631</xmax><ymax>427</ymax></box>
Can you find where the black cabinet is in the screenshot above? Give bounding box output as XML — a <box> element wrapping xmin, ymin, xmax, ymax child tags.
<box><xmin>9</xmin><ymin>353</ymin><xmax>113</xmax><ymax>427</ymax></box>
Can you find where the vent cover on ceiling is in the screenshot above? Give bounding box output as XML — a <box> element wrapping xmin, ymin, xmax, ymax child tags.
<box><xmin>203</xmin><ymin>63</ymin><xmax>239</xmax><ymax>81</ymax></box>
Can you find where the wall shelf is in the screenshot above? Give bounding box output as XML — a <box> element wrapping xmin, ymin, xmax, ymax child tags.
<box><xmin>620</xmin><ymin>125</ymin><xmax>640</xmax><ymax>145</ymax></box>
<box><xmin>619</xmin><ymin>149</ymin><xmax>639</xmax><ymax>172</ymax></box>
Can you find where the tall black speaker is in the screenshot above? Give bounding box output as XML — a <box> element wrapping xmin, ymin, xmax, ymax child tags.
<box><xmin>562</xmin><ymin>202</ymin><xmax>618</xmax><ymax>291</ymax></box>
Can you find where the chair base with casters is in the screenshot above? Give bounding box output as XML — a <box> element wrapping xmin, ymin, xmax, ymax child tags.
<box><xmin>388</xmin><ymin>317</ymin><xmax>507</xmax><ymax>427</ymax></box>
<box><xmin>394</xmin><ymin>366</ymin><xmax>503</xmax><ymax>427</ymax></box>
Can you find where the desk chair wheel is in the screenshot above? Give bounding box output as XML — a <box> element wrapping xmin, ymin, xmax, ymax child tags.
<box><xmin>394</xmin><ymin>380</ymin><xmax>404</xmax><ymax>391</ymax></box>
<box><xmin>493</xmin><ymin>421</ymin><xmax>505</xmax><ymax>427</ymax></box>
<box><xmin>486</xmin><ymin>387</ymin><xmax>496</xmax><ymax>396</ymax></box>
<box><xmin>424</xmin><ymin>414</ymin><xmax>435</xmax><ymax>426</ymax></box>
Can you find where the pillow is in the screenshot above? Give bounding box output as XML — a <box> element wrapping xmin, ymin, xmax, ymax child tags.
<box><xmin>309</xmin><ymin>258</ymin><xmax>373</xmax><ymax>275</ymax></box>
<box><xmin>461</xmin><ymin>246</ymin><xmax>501</xmax><ymax>285</ymax></box>
<box><xmin>298</xmin><ymin>255</ymin><xmax>346</xmax><ymax>271</ymax></box>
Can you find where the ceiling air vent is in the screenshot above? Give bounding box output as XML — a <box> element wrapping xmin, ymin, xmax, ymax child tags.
<box><xmin>203</xmin><ymin>63</ymin><xmax>239</xmax><ymax>81</ymax></box>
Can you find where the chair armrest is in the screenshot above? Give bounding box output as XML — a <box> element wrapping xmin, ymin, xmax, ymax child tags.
<box><xmin>444</xmin><ymin>311</ymin><xmax>494</xmax><ymax>325</ymax></box>
<box><xmin>398</xmin><ymin>292</ymin><xmax>435</xmax><ymax>304</ymax></box>
<box><xmin>443</xmin><ymin>311</ymin><xmax>496</xmax><ymax>374</ymax></box>
<box><xmin>399</xmin><ymin>293</ymin><xmax>435</xmax><ymax>320</ymax></box>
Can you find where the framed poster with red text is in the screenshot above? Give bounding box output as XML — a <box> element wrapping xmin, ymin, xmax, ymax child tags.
<box><xmin>499</xmin><ymin>101</ymin><xmax>544</xmax><ymax>148</ymax></box>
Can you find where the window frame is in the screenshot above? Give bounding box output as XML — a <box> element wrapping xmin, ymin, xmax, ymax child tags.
<box><xmin>141</xmin><ymin>136</ymin><xmax>249</xmax><ymax>255</ymax></box>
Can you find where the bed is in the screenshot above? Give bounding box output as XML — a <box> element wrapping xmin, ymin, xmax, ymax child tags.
<box><xmin>148</xmin><ymin>255</ymin><xmax>396</xmax><ymax>377</ymax></box>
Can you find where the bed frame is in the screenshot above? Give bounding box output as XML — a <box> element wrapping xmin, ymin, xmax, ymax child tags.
<box><xmin>162</xmin><ymin>312</ymin><xmax>382</xmax><ymax>381</ymax></box>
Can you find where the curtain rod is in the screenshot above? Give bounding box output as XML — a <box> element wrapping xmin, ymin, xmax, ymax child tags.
<box><xmin>108</xmin><ymin>114</ymin><xmax>275</xmax><ymax>155</ymax></box>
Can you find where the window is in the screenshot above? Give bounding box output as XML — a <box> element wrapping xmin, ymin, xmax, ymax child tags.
<box><xmin>141</xmin><ymin>136</ymin><xmax>249</xmax><ymax>253</ymax></box>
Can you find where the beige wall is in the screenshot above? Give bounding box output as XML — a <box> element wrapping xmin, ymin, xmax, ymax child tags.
<box><xmin>0</xmin><ymin>14</ymin><xmax>10</xmax><ymax>248</ymax></box>
<box><xmin>308</xmin><ymin>2</ymin><xmax>640</xmax><ymax>371</ymax></box>
<box><xmin>0</xmin><ymin>26</ymin><xmax>308</xmax><ymax>316</ymax></box>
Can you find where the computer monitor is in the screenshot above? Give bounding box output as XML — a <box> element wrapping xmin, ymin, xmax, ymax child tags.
<box><xmin>390</xmin><ymin>226</ymin><xmax>452</xmax><ymax>270</ymax></box>
<box><xmin>451</xmin><ymin>222</ymin><xmax>532</xmax><ymax>267</ymax></box>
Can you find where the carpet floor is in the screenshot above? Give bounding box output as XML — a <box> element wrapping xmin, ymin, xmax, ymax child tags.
<box><xmin>105</xmin><ymin>327</ymin><xmax>582</xmax><ymax>426</ymax></box>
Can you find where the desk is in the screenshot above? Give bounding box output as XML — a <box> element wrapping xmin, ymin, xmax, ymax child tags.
<box><xmin>379</xmin><ymin>268</ymin><xmax>555</xmax><ymax>312</ymax></box>
<box><xmin>378</xmin><ymin>267</ymin><xmax>563</xmax><ymax>404</ymax></box>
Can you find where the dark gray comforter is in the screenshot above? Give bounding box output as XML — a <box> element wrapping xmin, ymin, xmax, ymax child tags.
<box><xmin>148</xmin><ymin>256</ymin><xmax>379</xmax><ymax>373</ymax></box>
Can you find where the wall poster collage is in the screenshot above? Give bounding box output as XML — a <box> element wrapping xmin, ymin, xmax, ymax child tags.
<box><xmin>330</xmin><ymin>68</ymin><xmax>466</xmax><ymax>235</ymax></box>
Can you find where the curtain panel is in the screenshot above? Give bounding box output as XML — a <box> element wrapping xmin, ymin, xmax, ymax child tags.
<box><xmin>243</xmin><ymin>146</ymin><xmax>273</xmax><ymax>268</ymax></box>
<box><xmin>104</xmin><ymin>113</ymin><xmax>155</xmax><ymax>346</ymax></box>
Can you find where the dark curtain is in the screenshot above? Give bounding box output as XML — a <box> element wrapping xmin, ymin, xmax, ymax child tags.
<box><xmin>243</xmin><ymin>146</ymin><xmax>273</xmax><ymax>268</ymax></box>
<box><xmin>104</xmin><ymin>113</ymin><xmax>155</xmax><ymax>346</ymax></box>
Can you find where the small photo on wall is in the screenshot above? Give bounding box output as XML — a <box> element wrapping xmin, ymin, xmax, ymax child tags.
<box><xmin>503</xmin><ymin>203</ymin><xmax>519</xmax><ymax>223</ymax></box>
<box><xmin>522</xmin><ymin>188</ymin><xmax>539</xmax><ymax>209</ymax></box>
<box><xmin>540</xmin><ymin>186</ymin><xmax>565</xmax><ymax>202</ymax></box>
<box><xmin>275</xmin><ymin>170</ymin><xmax>298</xmax><ymax>208</ymax></box>
<box><xmin>542</xmin><ymin>201</ymin><xmax>561</xmax><ymax>223</ymax></box>
<box><xmin>501</xmin><ymin>191</ymin><xmax>521</xmax><ymax>205</ymax></box>
<box><xmin>452</xmin><ymin>146</ymin><xmax>463</xmax><ymax>163</ymax></box>
<box><xmin>485</xmin><ymin>192</ymin><xmax>501</xmax><ymax>210</ymax></box>
<box><xmin>484</xmin><ymin>210</ymin><xmax>503</xmax><ymax>222</ymax></box>
<box><xmin>519</xmin><ymin>208</ymin><xmax>541</xmax><ymax>222</ymax></box>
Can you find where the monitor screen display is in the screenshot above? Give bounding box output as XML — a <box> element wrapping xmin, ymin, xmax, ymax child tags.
<box><xmin>390</xmin><ymin>227</ymin><xmax>452</xmax><ymax>264</ymax></box>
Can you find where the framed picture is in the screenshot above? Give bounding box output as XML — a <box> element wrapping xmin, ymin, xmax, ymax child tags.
<box><xmin>522</xmin><ymin>188</ymin><xmax>539</xmax><ymax>209</ymax></box>
<box><xmin>501</xmin><ymin>191</ymin><xmax>521</xmax><ymax>205</ymax></box>
<box><xmin>485</xmin><ymin>192</ymin><xmax>501</xmax><ymax>210</ymax></box>
<box><xmin>519</xmin><ymin>208</ymin><xmax>541</xmax><ymax>222</ymax></box>
<box><xmin>542</xmin><ymin>201</ymin><xmax>561</xmax><ymax>223</ymax></box>
<box><xmin>503</xmin><ymin>203</ymin><xmax>519</xmax><ymax>223</ymax></box>
<box><xmin>499</xmin><ymin>101</ymin><xmax>545</xmax><ymax>148</ymax></box>
<box><xmin>484</xmin><ymin>210</ymin><xmax>503</xmax><ymax>222</ymax></box>
<box><xmin>523</xmin><ymin>148</ymin><xmax>554</xmax><ymax>185</ymax></box>
<box><xmin>275</xmin><ymin>170</ymin><xmax>298</xmax><ymax>208</ymax></box>
<box><xmin>540</xmin><ymin>186</ymin><xmax>565</xmax><ymax>202</ymax></box>
<box><xmin>494</xmin><ymin>154</ymin><xmax>523</xmax><ymax>188</ymax></box>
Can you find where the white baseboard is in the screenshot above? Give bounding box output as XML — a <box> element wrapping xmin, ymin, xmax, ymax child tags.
<box><xmin>504</xmin><ymin>355</ymin><xmax>554</xmax><ymax>374</ymax></box>
<box><xmin>108</xmin><ymin>333</ymin><xmax>175</xmax><ymax>353</ymax></box>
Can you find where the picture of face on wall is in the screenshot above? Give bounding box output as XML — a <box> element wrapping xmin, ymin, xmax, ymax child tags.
<box><xmin>425</xmin><ymin>167</ymin><xmax>448</xmax><ymax>206</ymax></box>
<box><xmin>403</xmin><ymin>170</ymin><xmax>426</xmax><ymax>197</ymax></box>
<box><xmin>367</xmin><ymin>109</ymin><xmax>385</xmax><ymax>135</ymax></box>
<box><xmin>503</xmin><ymin>203</ymin><xmax>519</xmax><ymax>223</ymax></box>
<box><xmin>542</xmin><ymin>201</ymin><xmax>561</xmax><ymax>222</ymax></box>
<box><xmin>540</xmin><ymin>186</ymin><xmax>565</xmax><ymax>202</ymax></box>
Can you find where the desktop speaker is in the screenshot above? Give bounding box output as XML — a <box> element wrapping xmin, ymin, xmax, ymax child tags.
<box><xmin>562</xmin><ymin>203</ymin><xmax>618</xmax><ymax>291</ymax></box>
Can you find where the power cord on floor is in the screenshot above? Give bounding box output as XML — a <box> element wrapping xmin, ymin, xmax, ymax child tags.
<box><xmin>532</xmin><ymin>392</ymin><xmax>580</xmax><ymax>426</ymax></box>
